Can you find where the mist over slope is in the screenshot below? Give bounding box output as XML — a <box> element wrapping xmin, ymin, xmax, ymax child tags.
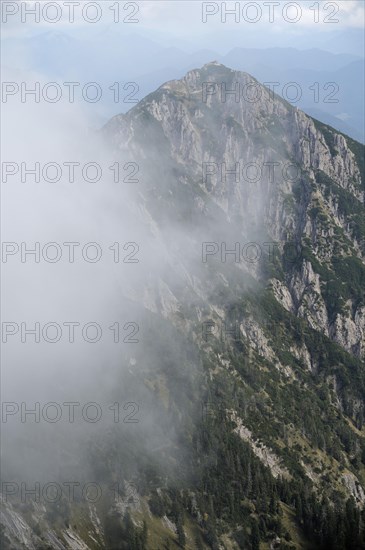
<box><xmin>1</xmin><ymin>63</ymin><xmax>365</xmax><ymax>550</ymax></box>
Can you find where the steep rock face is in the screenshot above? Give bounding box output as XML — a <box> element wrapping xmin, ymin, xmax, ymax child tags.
<box><xmin>330</xmin><ymin>305</ymin><xmax>365</xmax><ymax>357</ymax></box>
<box><xmin>106</xmin><ymin>62</ymin><xmax>365</xmax><ymax>360</ymax></box>
<box><xmin>289</xmin><ymin>260</ymin><xmax>330</xmax><ymax>335</ymax></box>
<box><xmin>104</xmin><ymin>63</ymin><xmax>365</xmax><ymax>533</ymax></box>
<box><xmin>289</xmin><ymin>108</ymin><xmax>362</xmax><ymax>199</ymax></box>
<box><xmin>3</xmin><ymin>63</ymin><xmax>365</xmax><ymax>549</ymax></box>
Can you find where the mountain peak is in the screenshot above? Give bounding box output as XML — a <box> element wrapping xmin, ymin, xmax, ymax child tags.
<box><xmin>154</xmin><ymin>62</ymin><xmax>254</xmax><ymax>100</ymax></box>
<box><xmin>203</xmin><ymin>60</ymin><xmax>224</xmax><ymax>67</ymax></box>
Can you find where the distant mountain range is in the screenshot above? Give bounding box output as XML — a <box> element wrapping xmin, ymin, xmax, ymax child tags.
<box><xmin>2</xmin><ymin>32</ymin><xmax>364</xmax><ymax>142</ymax></box>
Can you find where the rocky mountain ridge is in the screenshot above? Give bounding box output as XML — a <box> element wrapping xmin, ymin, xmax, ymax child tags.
<box><xmin>2</xmin><ymin>62</ymin><xmax>365</xmax><ymax>550</ymax></box>
<box><xmin>106</xmin><ymin>62</ymin><xmax>364</xmax><ymax>360</ymax></box>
